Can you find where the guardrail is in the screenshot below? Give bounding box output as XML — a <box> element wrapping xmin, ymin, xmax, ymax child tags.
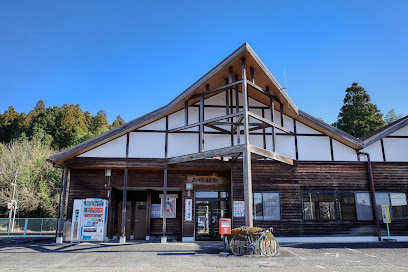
<box><xmin>0</xmin><ymin>218</ymin><xmax>57</xmax><ymax>237</ymax></box>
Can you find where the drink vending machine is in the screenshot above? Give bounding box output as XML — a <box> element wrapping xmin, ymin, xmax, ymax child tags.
<box><xmin>70</xmin><ymin>198</ymin><xmax>108</xmax><ymax>242</ymax></box>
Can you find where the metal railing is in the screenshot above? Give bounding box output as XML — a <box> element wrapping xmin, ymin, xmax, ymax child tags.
<box><xmin>0</xmin><ymin>218</ymin><xmax>57</xmax><ymax>237</ymax></box>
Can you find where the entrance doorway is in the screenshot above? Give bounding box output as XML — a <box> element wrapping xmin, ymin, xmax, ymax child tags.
<box><xmin>195</xmin><ymin>192</ymin><xmax>229</xmax><ymax>240</ymax></box>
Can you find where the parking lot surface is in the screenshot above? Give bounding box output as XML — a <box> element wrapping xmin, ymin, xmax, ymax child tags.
<box><xmin>0</xmin><ymin>241</ymin><xmax>407</xmax><ymax>271</ymax></box>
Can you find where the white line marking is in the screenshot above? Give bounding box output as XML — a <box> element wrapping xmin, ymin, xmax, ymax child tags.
<box><xmin>346</xmin><ymin>248</ymin><xmax>359</xmax><ymax>253</ymax></box>
<box><xmin>50</xmin><ymin>254</ymin><xmax>80</xmax><ymax>267</ymax></box>
<box><xmin>315</xmin><ymin>265</ymin><xmax>325</xmax><ymax>269</ymax></box>
<box><xmin>284</xmin><ymin>248</ymin><xmax>307</xmax><ymax>261</ymax></box>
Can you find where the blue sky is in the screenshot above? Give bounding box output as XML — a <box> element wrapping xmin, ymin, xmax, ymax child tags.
<box><xmin>1</xmin><ymin>1</ymin><xmax>407</xmax><ymax>124</ymax></box>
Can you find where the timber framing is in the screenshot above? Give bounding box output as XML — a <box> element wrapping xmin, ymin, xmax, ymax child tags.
<box><xmin>47</xmin><ymin>43</ymin><xmax>371</xmax><ymax>166</ymax></box>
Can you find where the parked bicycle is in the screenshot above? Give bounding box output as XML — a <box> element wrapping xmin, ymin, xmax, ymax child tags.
<box><xmin>229</xmin><ymin>227</ymin><xmax>279</xmax><ymax>257</ymax></box>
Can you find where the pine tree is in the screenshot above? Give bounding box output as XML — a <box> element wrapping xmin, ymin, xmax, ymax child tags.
<box><xmin>384</xmin><ymin>109</ymin><xmax>403</xmax><ymax>124</ymax></box>
<box><xmin>112</xmin><ymin>115</ymin><xmax>125</xmax><ymax>128</ymax></box>
<box><xmin>333</xmin><ymin>82</ymin><xmax>385</xmax><ymax>138</ymax></box>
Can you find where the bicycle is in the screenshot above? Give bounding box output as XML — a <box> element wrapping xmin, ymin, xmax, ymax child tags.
<box><xmin>229</xmin><ymin>227</ymin><xmax>279</xmax><ymax>257</ymax></box>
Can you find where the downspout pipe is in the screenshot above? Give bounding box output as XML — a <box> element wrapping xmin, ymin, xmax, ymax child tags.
<box><xmin>358</xmin><ymin>151</ymin><xmax>382</xmax><ymax>241</ymax></box>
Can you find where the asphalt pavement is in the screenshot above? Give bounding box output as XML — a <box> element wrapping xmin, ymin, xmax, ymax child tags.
<box><xmin>0</xmin><ymin>240</ymin><xmax>407</xmax><ymax>271</ymax></box>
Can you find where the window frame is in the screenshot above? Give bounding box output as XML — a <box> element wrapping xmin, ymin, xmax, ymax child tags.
<box><xmin>252</xmin><ymin>192</ymin><xmax>281</xmax><ymax>221</ymax></box>
<box><xmin>301</xmin><ymin>191</ymin><xmax>337</xmax><ymax>221</ymax></box>
<box><xmin>375</xmin><ymin>192</ymin><xmax>408</xmax><ymax>221</ymax></box>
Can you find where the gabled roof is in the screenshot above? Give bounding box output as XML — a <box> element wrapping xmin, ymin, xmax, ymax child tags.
<box><xmin>48</xmin><ymin>43</ymin><xmax>373</xmax><ymax>166</ymax></box>
<box><xmin>360</xmin><ymin>115</ymin><xmax>408</xmax><ymax>147</ymax></box>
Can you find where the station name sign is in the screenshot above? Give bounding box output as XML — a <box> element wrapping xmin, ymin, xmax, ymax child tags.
<box><xmin>187</xmin><ymin>175</ymin><xmax>226</xmax><ymax>185</ymax></box>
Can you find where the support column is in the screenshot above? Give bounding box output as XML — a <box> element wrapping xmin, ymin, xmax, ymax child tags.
<box><xmin>241</xmin><ymin>58</ymin><xmax>253</xmax><ymax>227</ymax></box>
<box><xmin>162</xmin><ymin>168</ymin><xmax>168</xmax><ymax>243</ymax></box>
<box><xmin>56</xmin><ymin>166</ymin><xmax>69</xmax><ymax>243</ymax></box>
<box><xmin>146</xmin><ymin>189</ymin><xmax>152</xmax><ymax>240</ymax></box>
<box><xmin>120</xmin><ymin>167</ymin><xmax>128</xmax><ymax>244</ymax></box>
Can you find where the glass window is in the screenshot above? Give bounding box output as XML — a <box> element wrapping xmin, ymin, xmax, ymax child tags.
<box><xmin>302</xmin><ymin>193</ymin><xmax>318</xmax><ymax>220</ymax></box>
<box><xmin>339</xmin><ymin>193</ymin><xmax>356</xmax><ymax>220</ymax></box>
<box><xmin>390</xmin><ymin>193</ymin><xmax>408</xmax><ymax>219</ymax></box>
<box><xmin>195</xmin><ymin>192</ymin><xmax>228</xmax><ymax>198</ymax></box>
<box><xmin>302</xmin><ymin>192</ymin><xmax>336</xmax><ymax>220</ymax></box>
<box><xmin>375</xmin><ymin>192</ymin><xmax>391</xmax><ymax>220</ymax></box>
<box><xmin>253</xmin><ymin>192</ymin><xmax>280</xmax><ymax>221</ymax></box>
<box><xmin>355</xmin><ymin>192</ymin><xmax>373</xmax><ymax>220</ymax></box>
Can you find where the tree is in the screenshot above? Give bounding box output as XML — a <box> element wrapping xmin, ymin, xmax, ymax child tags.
<box><xmin>333</xmin><ymin>82</ymin><xmax>385</xmax><ymax>138</ymax></box>
<box><xmin>112</xmin><ymin>115</ymin><xmax>125</xmax><ymax>128</ymax></box>
<box><xmin>90</xmin><ymin>109</ymin><xmax>110</xmax><ymax>135</ymax></box>
<box><xmin>384</xmin><ymin>109</ymin><xmax>403</xmax><ymax>124</ymax></box>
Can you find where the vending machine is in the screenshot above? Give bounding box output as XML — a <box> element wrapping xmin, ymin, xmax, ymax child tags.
<box><xmin>70</xmin><ymin>198</ymin><xmax>108</xmax><ymax>242</ymax></box>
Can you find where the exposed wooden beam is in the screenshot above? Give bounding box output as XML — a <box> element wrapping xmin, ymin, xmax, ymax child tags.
<box><xmin>184</xmin><ymin>101</ymin><xmax>188</xmax><ymax>126</ymax></box>
<box><xmin>280</xmin><ymin>102</ymin><xmax>285</xmax><ymax>127</ymax></box>
<box><xmin>167</xmin><ymin>144</ymin><xmax>246</xmax><ymax>165</ymax></box>
<box><xmin>250</xmin><ymin>67</ymin><xmax>255</xmax><ymax>83</ymax></box>
<box><xmin>204</xmin><ymin>124</ymin><xmax>231</xmax><ymax>134</ymax></box>
<box><xmin>247</xmin><ymin>111</ymin><xmax>291</xmax><ymax>134</ymax></box>
<box><xmin>190</xmin><ymin>80</ymin><xmax>243</xmax><ymax>99</ymax></box>
<box><xmin>168</xmin><ymin>111</ymin><xmax>243</xmax><ymax>133</ymax></box>
<box><xmin>248</xmin><ymin>144</ymin><xmax>294</xmax><ymax>165</ymax></box>
<box><xmin>246</xmin><ymin>80</ymin><xmax>281</xmax><ymax>104</ymax></box>
<box><xmin>231</xmin><ymin>115</ymin><xmax>244</xmax><ymax>134</ymax></box>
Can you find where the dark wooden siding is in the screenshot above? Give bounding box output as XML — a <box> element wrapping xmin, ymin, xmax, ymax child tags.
<box><xmin>232</xmin><ymin>161</ymin><xmax>408</xmax><ymax>237</ymax></box>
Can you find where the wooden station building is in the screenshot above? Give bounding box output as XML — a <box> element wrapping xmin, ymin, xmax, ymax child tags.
<box><xmin>48</xmin><ymin>43</ymin><xmax>408</xmax><ymax>243</ymax></box>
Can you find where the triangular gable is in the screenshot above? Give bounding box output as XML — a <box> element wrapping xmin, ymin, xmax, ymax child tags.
<box><xmin>47</xmin><ymin>43</ymin><xmax>364</xmax><ymax>165</ymax></box>
<box><xmin>360</xmin><ymin>115</ymin><xmax>408</xmax><ymax>147</ymax></box>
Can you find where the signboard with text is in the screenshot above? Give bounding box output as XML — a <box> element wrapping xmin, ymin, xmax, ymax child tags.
<box><xmin>187</xmin><ymin>175</ymin><xmax>227</xmax><ymax>186</ymax></box>
<box><xmin>381</xmin><ymin>205</ymin><xmax>391</xmax><ymax>223</ymax></box>
<box><xmin>233</xmin><ymin>201</ymin><xmax>245</xmax><ymax>217</ymax></box>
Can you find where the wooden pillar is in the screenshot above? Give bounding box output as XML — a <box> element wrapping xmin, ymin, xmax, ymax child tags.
<box><xmin>56</xmin><ymin>166</ymin><xmax>69</xmax><ymax>243</ymax></box>
<box><xmin>120</xmin><ymin>167</ymin><xmax>128</xmax><ymax>243</ymax></box>
<box><xmin>267</xmin><ymin>86</ymin><xmax>276</xmax><ymax>153</ymax></box>
<box><xmin>146</xmin><ymin>189</ymin><xmax>152</xmax><ymax>239</ymax></box>
<box><xmin>199</xmin><ymin>88</ymin><xmax>206</xmax><ymax>152</ymax></box>
<box><xmin>241</xmin><ymin>57</ymin><xmax>253</xmax><ymax>227</ymax></box>
<box><xmin>229</xmin><ymin>67</ymin><xmax>234</xmax><ymax>146</ymax></box>
<box><xmin>280</xmin><ymin>102</ymin><xmax>284</xmax><ymax>127</ymax></box>
<box><xmin>235</xmin><ymin>75</ymin><xmax>240</xmax><ymax>144</ymax></box>
<box><xmin>184</xmin><ymin>101</ymin><xmax>188</xmax><ymax>126</ymax></box>
<box><xmin>162</xmin><ymin>168</ymin><xmax>168</xmax><ymax>243</ymax></box>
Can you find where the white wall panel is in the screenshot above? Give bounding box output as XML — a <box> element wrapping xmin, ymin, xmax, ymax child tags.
<box><xmin>205</xmin><ymin>92</ymin><xmax>227</xmax><ymax>105</ymax></box>
<box><xmin>296</xmin><ymin>121</ymin><xmax>322</xmax><ymax>134</ymax></box>
<box><xmin>204</xmin><ymin>134</ymin><xmax>231</xmax><ymax>151</ymax></box>
<box><xmin>332</xmin><ymin>140</ymin><xmax>358</xmax><ymax>161</ymax></box>
<box><xmin>360</xmin><ymin>141</ymin><xmax>384</xmax><ymax>162</ymax></box>
<box><xmin>204</xmin><ymin>107</ymin><xmax>226</xmax><ymax>120</ymax></box>
<box><xmin>383</xmin><ymin>138</ymin><xmax>408</xmax><ymax>162</ymax></box>
<box><xmin>297</xmin><ymin>136</ymin><xmax>331</xmax><ymax>161</ymax></box>
<box><xmin>389</xmin><ymin>125</ymin><xmax>408</xmax><ymax>136</ymax></box>
<box><xmin>275</xmin><ymin>135</ymin><xmax>296</xmax><ymax>159</ymax></box>
<box><xmin>249</xmin><ymin>134</ymin><xmax>264</xmax><ymax>149</ymax></box>
<box><xmin>128</xmin><ymin>132</ymin><xmax>165</xmax><ymax>158</ymax></box>
<box><xmin>140</xmin><ymin>118</ymin><xmax>166</xmax><ymax>130</ymax></box>
<box><xmin>168</xmin><ymin>133</ymin><xmax>199</xmax><ymax>157</ymax></box>
<box><xmin>78</xmin><ymin>135</ymin><xmax>127</xmax><ymax>158</ymax></box>
<box><xmin>169</xmin><ymin>110</ymin><xmax>197</xmax><ymax>132</ymax></box>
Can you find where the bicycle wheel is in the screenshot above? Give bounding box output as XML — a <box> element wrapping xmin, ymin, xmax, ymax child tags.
<box><xmin>260</xmin><ymin>236</ymin><xmax>279</xmax><ymax>257</ymax></box>
<box><xmin>229</xmin><ymin>235</ymin><xmax>249</xmax><ymax>256</ymax></box>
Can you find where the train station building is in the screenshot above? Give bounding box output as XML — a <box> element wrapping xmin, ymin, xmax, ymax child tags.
<box><xmin>48</xmin><ymin>43</ymin><xmax>408</xmax><ymax>243</ymax></box>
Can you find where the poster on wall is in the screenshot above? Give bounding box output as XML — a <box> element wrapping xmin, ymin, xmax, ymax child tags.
<box><xmin>164</xmin><ymin>197</ymin><xmax>176</xmax><ymax>218</ymax></box>
<box><xmin>151</xmin><ymin>204</ymin><xmax>161</xmax><ymax>218</ymax></box>
<box><xmin>185</xmin><ymin>199</ymin><xmax>193</xmax><ymax>221</ymax></box>
<box><xmin>233</xmin><ymin>201</ymin><xmax>245</xmax><ymax>217</ymax></box>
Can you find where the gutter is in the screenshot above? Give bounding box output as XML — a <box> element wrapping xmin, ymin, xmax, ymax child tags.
<box><xmin>357</xmin><ymin>151</ymin><xmax>381</xmax><ymax>241</ymax></box>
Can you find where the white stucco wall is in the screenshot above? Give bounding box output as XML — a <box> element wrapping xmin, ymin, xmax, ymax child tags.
<box><xmin>389</xmin><ymin>125</ymin><xmax>408</xmax><ymax>136</ymax></box>
<box><xmin>128</xmin><ymin>132</ymin><xmax>165</xmax><ymax>158</ymax></box>
<box><xmin>168</xmin><ymin>133</ymin><xmax>199</xmax><ymax>157</ymax></box>
<box><xmin>275</xmin><ymin>135</ymin><xmax>296</xmax><ymax>159</ymax></box>
<box><xmin>295</xmin><ymin>121</ymin><xmax>322</xmax><ymax>134</ymax></box>
<box><xmin>78</xmin><ymin>135</ymin><xmax>127</xmax><ymax>158</ymax></box>
<box><xmin>297</xmin><ymin>136</ymin><xmax>331</xmax><ymax>161</ymax></box>
<box><xmin>383</xmin><ymin>138</ymin><xmax>408</xmax><ymax>162</ymax></box>
<box><xmin>360</xmin><ymin>141</ymin><xmax>384</xmax><ymax>162</ymax></box>
<box><xmin>332</xmin><ymin>139</ymin><xmax>358</xmax><ymax>161</ymax></box>
<box><xmin>140</xmin><ymin>117</ymin><xmax>166</xmax><ymax>130</ymax></box>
